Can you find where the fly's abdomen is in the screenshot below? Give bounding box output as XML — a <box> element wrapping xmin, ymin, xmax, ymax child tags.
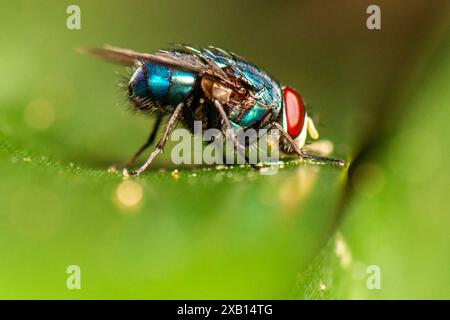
<box><xmin>128</xmin><ymin>62</ymin><xmax>197</xmax><ymax>110</ymax></box>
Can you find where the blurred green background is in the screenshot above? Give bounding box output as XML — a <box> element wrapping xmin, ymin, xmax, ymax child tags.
<box><xmin>0</xmin><ymin>0</ymin><xmax>449</xmax><ymax>299</ymax></box>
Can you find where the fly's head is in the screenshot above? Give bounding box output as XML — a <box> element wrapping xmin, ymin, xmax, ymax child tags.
<box><xmin>279</xmin><ymin>87</ymin><xmax>319</xmax><ymax>152</ymax></box>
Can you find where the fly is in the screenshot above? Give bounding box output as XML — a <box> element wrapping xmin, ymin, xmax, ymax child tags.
<box><xmin>82</xmin><ymin>44</ymin><xmax>344</xmax><ymax>175</ymax></box>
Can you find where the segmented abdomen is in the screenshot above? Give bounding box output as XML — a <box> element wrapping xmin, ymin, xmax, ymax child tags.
<box><xmin>128</xmin><ymin>62</ymin><xmax>197</xmax><ymax>110</ymax></box>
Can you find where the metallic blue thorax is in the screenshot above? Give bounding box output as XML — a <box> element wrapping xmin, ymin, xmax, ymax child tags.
<box><xmin>129</xmin><ymin>62</ymin><xmax>197</xmax><ymax>109</ymax></box>
<box><xmin>200</xmin><ymin>50</ymin><xmax>283</xmax><ymax>129</ymax></box>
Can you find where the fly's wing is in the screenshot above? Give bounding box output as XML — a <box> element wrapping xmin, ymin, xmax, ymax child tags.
<box><xmin>172</xmin><ymin>44</ymin><xmax>231</xmax><ymax>81</ymax></box>
<box><xmin>80</xmin><ymin>45</ymin><xmax>208</xmax><ymax>73</ymax></box>
<box><xmin>80</xmin><ymin>45</ymin><xmax>235</xmax><ymax>84</ymax></box>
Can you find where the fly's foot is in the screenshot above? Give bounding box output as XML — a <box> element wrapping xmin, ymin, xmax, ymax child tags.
<box><xmin>121</xmin><ymin>168</ymin><xmax>136</xmax><ymax>178</ymax></box>
<box><xmin>301</xmin><ymin>153</ymin><xmax>346</xmax><ymax>167</ymax></box>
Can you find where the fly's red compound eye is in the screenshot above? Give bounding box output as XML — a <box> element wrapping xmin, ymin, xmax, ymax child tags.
<box><xmin>283</xmin><ymin>87</ymin><xmax>306</xmax><ymax>139</ymax></box>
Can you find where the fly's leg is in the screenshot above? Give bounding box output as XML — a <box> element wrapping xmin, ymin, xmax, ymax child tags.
<box><xmin>210</xmin><ymin>132</ymin><xmax>257</xmax><ymax>169</ymax></box>
<box><xmin>220</xmin><ymin>148</ymin><xmax>258</xmax><ymax>169</ymax></box>
<box><xmin>129</xmin><ymin>103</ymin><xmax>184</xmax><ymax>176</ymax></box>
<box><xmin>300</xmin><ymin>152</ymin><xmax>345</xmax><ymax>166</ymax></box>
<box><xmin>272</xmin><ymin>122</ymin><xmax>345</xmax><ymax>166</ymax></box>
<box><xmin>212</xmin><ymin>99</ymin><xmax>257</xmax><ymax>168</ymax></box>
<box><xmin>121</xmin><ymin>114</ymin><xmax>163</xmax><ymax>169</ymax></box>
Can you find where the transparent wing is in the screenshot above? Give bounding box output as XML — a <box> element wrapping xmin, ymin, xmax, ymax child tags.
<box><xmin>80</xmin><ymin>45</ymin><xmax>207</xmax><ymax>73</ymax></box>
